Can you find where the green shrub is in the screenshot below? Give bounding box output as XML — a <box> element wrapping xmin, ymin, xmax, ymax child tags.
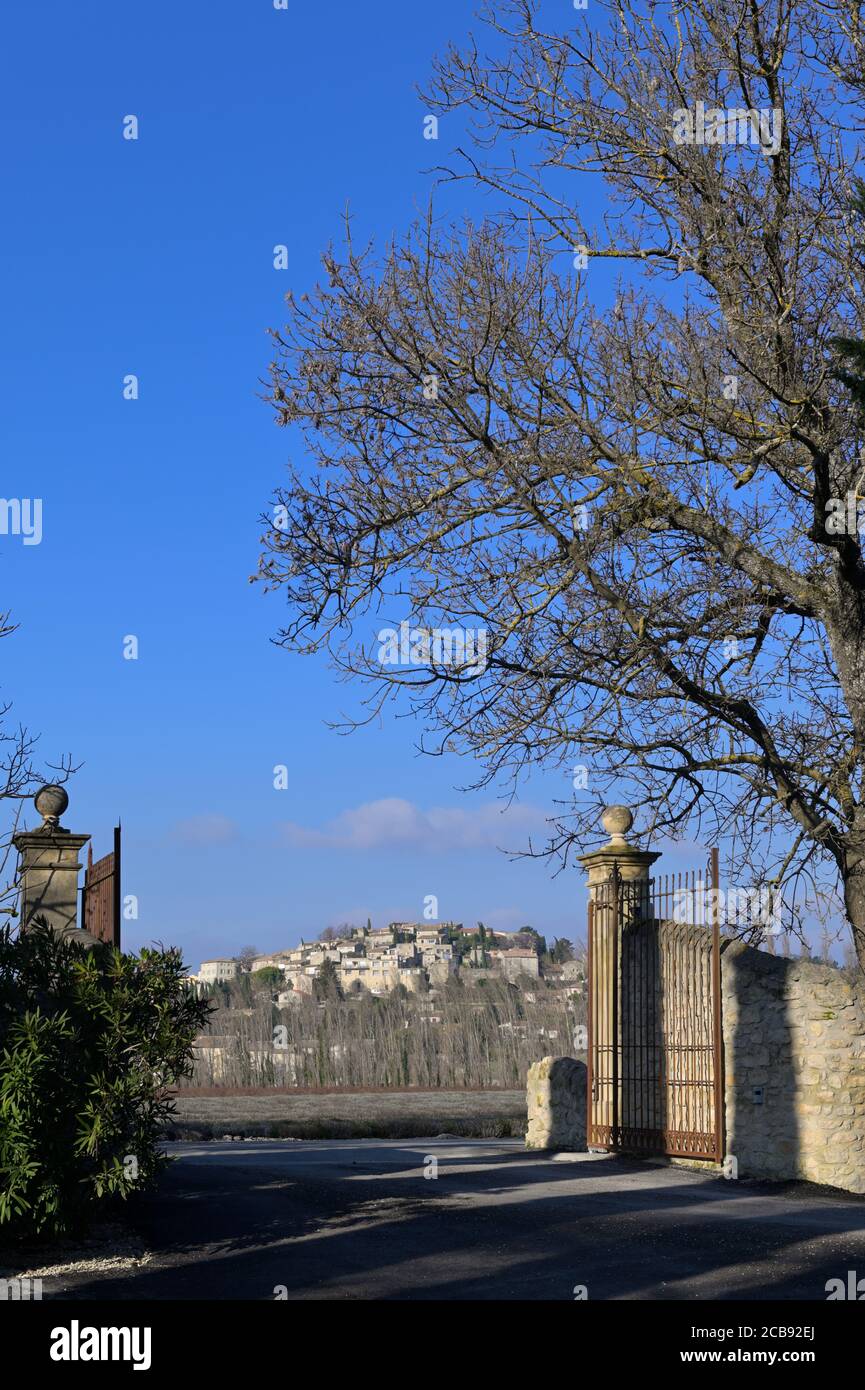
<box><xmin>0</xmin><ymin>919</ymin><xmax>211</xmax><ymax>1237</ymax></box>
<box><xmin>251</xmin><ymin>967</ymin><xmax>282</xmax><ymax>989</ymax></box>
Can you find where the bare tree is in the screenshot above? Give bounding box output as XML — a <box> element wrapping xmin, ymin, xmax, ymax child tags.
<box><xmin>0</xmin><ymin>609</ymin><xmax>77</xmax><ymax>914</ymax></box>
<box><xmin>258</xmin><ymin>0</ymin><xmax>865</xmax><ymax>966</ymax></box>
<box><xmin>186</xmin><ymin>973</ymin><xmax>582</xmax><ymax>1089</ymax></box>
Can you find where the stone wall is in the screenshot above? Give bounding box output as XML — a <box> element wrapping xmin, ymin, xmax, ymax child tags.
<box><xmin>525</xmin><ymin>1056</ymin><xmax>586</xmax><ymax>1150</ymax></box>
<box><xmin>525</xmin><ymin>941</ymin><xmax>865</xmax><ymax>1193</ymax></box>
<box><xmin>722</xmin><ymin>942</ymin><xmax>865</xmax><ymax>1193</ymax></box>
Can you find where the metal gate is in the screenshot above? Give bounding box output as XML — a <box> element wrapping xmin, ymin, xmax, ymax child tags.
<box><xmin>82</xmin><ymin>824</ymin><xmax>122</xmax><ymax>948</ymax></box>
<box><xmin>587</xmin><ymin>851</ymin><xmax>723</xmax><ymax>1160</ymax></box>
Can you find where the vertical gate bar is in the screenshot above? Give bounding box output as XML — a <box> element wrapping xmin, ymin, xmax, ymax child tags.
<box><xmin>684</xmin><ymin>921</ymin><xmax>690</xmax><ymax>1146</ymax></box>
<box><xmin>634</xmin><ymin>888</ymin><xmax>639</xmax><ymax>1139</ymax></box>
<box><xmin>711</xmin><ymin>847</ymin><xmax>723</xmax><ymax>1160</ymax></box>
<box><xmin>605</xmin><ymin>883</ymin><xmax>611</xmax><ymax>1139</ymax></box>
<box><xmin>665</xmin><ymin>919</ymin><xmax>671</xmax><ymax>1145</ymax></box>
<box><xmin>670</xmin><ymin>917</ymin><xmax>675</xmax><ymax>1148</ymax></box>
<box><xmin>709</xmin><ymin>922</ymin><xmax>717</xmax><ymax>1139</ymax></box>
<box><xmin>645</xmin><ymin>877</ymin><xmax>649</xmax><ymax>1138</ymax></box>
<box><xmin>679</xmin><ymin>891</ymin><xmax>685</xmax><ymax>1143</ymax></box>
<box><xmin>631</xmin><ymin>882</ymin><xmax>637</xmax><ymax>1137</ymax></box>
<box><xmin>606</xmin><ymin>881</ymin><xmax>612</xmax><ymax>1140</ymax></box>
<box><xmin>600</xmin><ymin>889</ymin><xmax>606</xmax><ymax>1139</ymax></box>
<box><xmin>657</xmin><ymin>887</ymin><xmax>662</xmax><ymax>1141</ymax></box>
<box><xmin>702</xmin><ymin>930</ymin><xmax>708</xmax><ymax>1144</ymax></box>
<box><xmin>82</xmin><ymin>842</ymin><xmax>92</xmax><ymax>933</ymax></box>
<box><xmin>652</xmin><ymin>885</ymin><xmax>656</xmax><ymax>1140</ymax></box>
<box><xmin>603</xmin><ymin>892</ymin><xmax>607</xmax><ymax>1144</ymax></box>
<box><xmin>678</xmin><ymin>922</ymin><xmax>684</xmax><ymax>1147</ymax></box>
<box><xmin>587</xmin><ymin>898</ymin><xmax>594</xmax><ymax>1143</ymax></box>
<box><xmin>600</xmin><ymin>887</ymin><xmax>606</xmax><ymax>1142</ymax></box>
<box><xmin>625</xmin><ymin>883</ymin><xmax>629</xmax><ymax>1140</ymax></box>
<box><xmin>696</xmin><ymin>923</ymin><xmax>703</xmax><ymax>1143</ymax></box>
<box><xmin>692</xmin><ymin>875</ymin><xmax>701</xmax><ymax>1140</ymax></box>
<box><xmin>600</xmin><ymin>879</ymin><xmax>607</xmax><ymax>1143</ymax></box>
<box><xmin>653</xmin><ymin>897</ymin><xmax>659</xmax><ymax>1140</ymax></box>
<box><xmin>693</xmin><ymin>922</ymin><xmax>700</xmax><ymax>1144</ymax></box>
<box><xmin>651</xmin><ymin>880</ymin><xmax>655</xmax><ymax>1139</ymax></box>
<box><xmin>645</xmin><ymin>880</ymin><xmax>650</xmax><ymax>1139</ymax></box>
<box><xmin>599</xmin><ymin>887</ymin><xmax>604</xmax><ymax>1139</ymax></box>
<box><xmin>687</xmin><ymin>922</ymin><xmax>694</xmax><ymax>1147</ymax></box>
<box><xmin>679</xmin><ymin>917</ymin><xmax>685</xmax><ymax>1143</ymax></box>
<box><xmin>701</xmin><ymin>929</ymin><xmax>707</xmax><ymax>1147</ymax></box>
<box><xmin>684</xmin><ymin>928</ymin><xmax>692</xmax><ymax>1145</ymax></box>
<box><xmin>612</xmin><ymin>866</ymin><xmax>619</xmax><ymax>1147</ymax></box>
<box><xmin>599</xmin><ymin>885</ymin><xmax>605</xmax><ymax>1140</ymax></box>
<box><xmin>113</xmin><ymin>823</ymin><xmax>122</xmax><ymax>949</ymax></box>
<box><xmin>668</xmin><ymin>882</ymin><xmax>675</xmax><ymax>1140</ymax></box>
<box><xmin>632</xmin><ymin>885</ymin><xmax>637</xmax><ymax>1138</ymax></box>
<box><xmin>635</xmin><ymin>882</ymin><xmax>640</xmax><ymax>1136</ymax></box>
<box><xmin>702</xmin><ymin>867</ymin><xmax>709</xmax><ymax>1144</ymax></box>
<box><xmin>656</xmin><ymin>878</ymin><xmax>664</xmax><ymax>1139</ymax></box>
<box><xmin>624</xmin><ymin>884</ymin><xmax>630</xmax><ymax>1138</ymax></box>
<box><xmin>689</xmin><ymin>922</ymin><xmax>695</xmax><ymax>1145</ymax></box>
<box><xmin>606</xmin><ymin>889</ymin><xmax>614</xmax><ymax>1139</ymax></box>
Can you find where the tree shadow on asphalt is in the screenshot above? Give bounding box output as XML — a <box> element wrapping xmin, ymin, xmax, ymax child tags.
<box><xmin>52</xmin><ymin>1149</ymin><xmax>865</xmax><ymax>1302</ymax></box>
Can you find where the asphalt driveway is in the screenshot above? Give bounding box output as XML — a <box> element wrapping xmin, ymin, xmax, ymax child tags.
<box><xmin>32</xmin><ymin>1139</ymin><xmax>865</xmax><ymax>1301</ymax></box>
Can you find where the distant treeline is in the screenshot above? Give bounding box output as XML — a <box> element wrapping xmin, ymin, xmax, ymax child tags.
<box><xmin>185</xmin><ymin>974</ymin><xmax>585</xmax><ymax>1090</ymax></box>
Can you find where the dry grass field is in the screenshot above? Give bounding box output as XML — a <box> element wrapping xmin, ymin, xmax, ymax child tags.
<box><xmin>163</xmin><ymin>1087</ymin><xmax>527</xmax><ymax>1140</ymax></box>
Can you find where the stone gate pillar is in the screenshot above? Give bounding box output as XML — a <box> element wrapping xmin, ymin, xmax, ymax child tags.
<box><xmin>12</xmin><ymin>785</ymin><xmax>92</xmax><ymax>942</ymax></box>
<box><xmin>577</xmin><ymin>806</ymin><xmax>661</xmax><ymax>1152</ymax></box>
<box><xmin>577</xmin><ymin>805</ymin><xmax>660</xmax><ymax>912</ymax></box>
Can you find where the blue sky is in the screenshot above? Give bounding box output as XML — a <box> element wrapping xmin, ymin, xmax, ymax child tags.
<box><xmin>0</xmin><ymin>0</ymin><xmax>718</xmax><ymax>969</ymax></box>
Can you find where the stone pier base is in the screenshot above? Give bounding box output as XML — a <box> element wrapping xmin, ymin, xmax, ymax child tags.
<box><xmin>525</xmin><ymin>1056</ymin><xmax>587</xmax><ymax>1151</ymax></box>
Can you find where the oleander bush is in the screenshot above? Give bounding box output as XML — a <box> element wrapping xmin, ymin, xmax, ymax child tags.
<box><xmin>0</xmin><ymin>918</ymin><xmax>211</xmax><ymax>1236</ymax></box>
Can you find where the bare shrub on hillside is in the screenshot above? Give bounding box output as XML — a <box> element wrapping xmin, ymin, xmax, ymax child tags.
<box><xmin>185</xmin><ymin>976</ymin><xmax>584</xmax><ymax>1090</ymax></box>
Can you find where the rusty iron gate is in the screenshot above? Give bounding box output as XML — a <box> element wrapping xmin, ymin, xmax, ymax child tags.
<box><xmin>81</xmin><ymin>824</ymin><xmax>122</xmax><ymax>948</ymax></box>
<box><xmin>587</xmin><ymin>850</ymin><xmax>723</xmax><ymax>1160</ymax></box>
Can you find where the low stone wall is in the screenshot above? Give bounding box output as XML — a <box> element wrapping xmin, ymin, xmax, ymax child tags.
<box><xmin>525</xmin><ymin>945</ymin><xmax>865</xmax><ymax>1192</ymax></box>
<box><xmin>525</xmin><ymin>1056</ymin><xmax>586</xmax><ymax>1150</ymax></box>
<box><xmin>722</xmin><ymin>943</ymin><xmax>865</xmax><ymax>1193</ymax></box>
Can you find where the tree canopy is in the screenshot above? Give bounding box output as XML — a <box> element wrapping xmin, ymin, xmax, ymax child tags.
<box><xmin>259</xmin><ymin>0</ymin><xmax>865</xmax><ymax>964</ymax></box>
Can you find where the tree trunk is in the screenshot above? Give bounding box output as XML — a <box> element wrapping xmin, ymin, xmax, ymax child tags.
<box><xmin>843</xmin><ymin>836</ymin><xmax>865</xmax><ymax>971</ymax></box>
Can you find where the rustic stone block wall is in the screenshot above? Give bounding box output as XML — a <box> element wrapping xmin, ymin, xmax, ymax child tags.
<box><xmin>525</xmin><ymin>1055</ymin><xmax>587</xmax><ymax>1150</ymax></box>
<box><xmin>526</xmin><ymin>937</ymin><xmax>865</xmax><ymax>1189</ymax></box>
<box><xmin>722</xmin><ymin>943</ymin><xmax>865</xmax><ymax>1193</ymax></box>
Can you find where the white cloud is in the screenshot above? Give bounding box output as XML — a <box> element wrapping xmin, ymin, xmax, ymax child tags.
<box><xmin>277</xmin><ymin>797</ymin><xmax>549</xmax><ymax>853</ymax></box>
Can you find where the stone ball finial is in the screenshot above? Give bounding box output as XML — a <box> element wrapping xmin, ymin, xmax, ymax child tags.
<box><xmin>34</xmin><ymin>784</ymin><xmax>69</xmax><ymax>829</ymax></box>
<box><xmin>602</xmin><ymin>804</ymin><xmax>633</xmax><ymax>844</ymax></box>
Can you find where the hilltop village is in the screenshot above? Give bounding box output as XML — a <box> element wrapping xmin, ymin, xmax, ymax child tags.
<box><xmin>192</xmin><ymin>922</ymin><xmax>583</xmax><ymax>1001</ymax></box>
<box><xmin>185</xmin><ymin>922</ymin><xmax>585</xmax><ymax>1090</ymax></box>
